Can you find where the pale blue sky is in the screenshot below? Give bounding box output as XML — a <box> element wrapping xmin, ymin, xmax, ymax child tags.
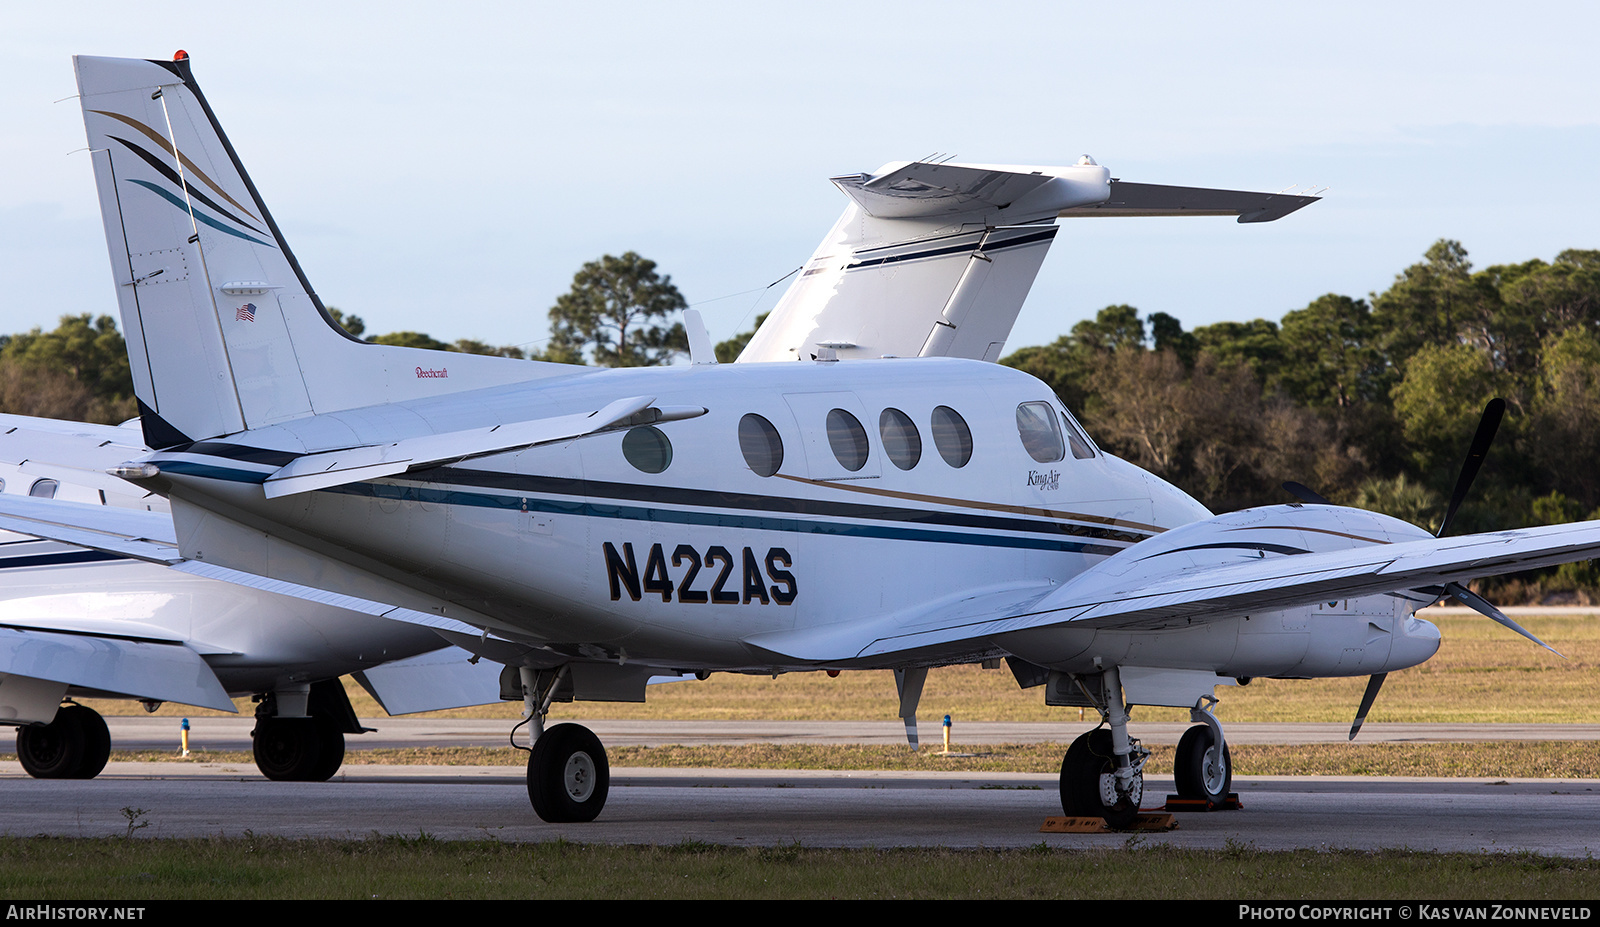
<box><xmin>3</xmin><ymin>1</ymin><xmax>1596</xmax><ymax>355</ymax></box>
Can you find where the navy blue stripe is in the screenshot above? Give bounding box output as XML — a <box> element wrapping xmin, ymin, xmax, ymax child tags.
<box><xmin>1139</xmin><ymin>542</ymin><xmax>1311</xmax><ymax>561</ymax></box>
<box><xmin>0</xmin><ymin>551</ymin><xmax>127</xmax><ymax>570</ymax></box>
<box><xmin>325</xmin><ymin>480</ymin><xmax>1125</xmax><ymax>556</ymax></box>
<box><xmin>157</xmin><ymin>460</ymin><xmax>269</xmax><ymax>483</ymax></box>
<box><xmin>848</xmin><ymin>227</ymin><xmax>1058</xmax><ymax>270</ymax></box>
<box><xmin>416</xmin><ymin>466</ymin><xmax>1150</xmax><ymax>544</ymax></box>
<box><xmin>183</xmin><ymin>441</ymin><xmax>302</xmax><ymax>466</ymax></box>
<box><xmin>107</xmin><ymin>136</ymin><xmax>267</xmax><ymax>234</ymax></box>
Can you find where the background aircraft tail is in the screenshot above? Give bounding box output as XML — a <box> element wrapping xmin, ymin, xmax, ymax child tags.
<box><xmin>737</xmin><ymin>159</ymin><xmax>1318</xmax><ymax>364</ymax></box>
<box><xmin>75</xmin><ymin>55</ymin><xmax>563</xmax><ymax>448</ymax></box>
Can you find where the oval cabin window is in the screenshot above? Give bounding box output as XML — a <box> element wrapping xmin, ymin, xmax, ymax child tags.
<box><xmin>738</xmin><ymin>413</ymin><xmax>784</xmax><ymax>477</ymax></box>
<box><xmin>930</xmin><ymin>406</ymin><xmax>973</xmax><ymax>468</ymax></box>
<box><xmin>622</xmin><ymin>426</ymin><xmax>673</xmax><ymax>473</ymax></box>
<box><xmin>826</xmin><ymin>409</ymin><xmax>869</xmax><ymax>472</ymax></box>
<box><xmin>879</xmin><ymin>408</ymin><xmax>921</xmax><ymax>470</ymax></box>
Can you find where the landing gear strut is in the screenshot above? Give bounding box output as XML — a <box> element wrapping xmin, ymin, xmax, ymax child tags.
<box><xmin>517</xmin><ymin>665</ymin><xmax>610</xmax><ymax>823</ymax></box>
<box><xmin>16</xmin><ymin>703</ymin><xmax>111</xmax><ymax>779</ymax></box>
<box><xmin>1056</xmin><ymin>667</ymin><xmax>1147</xmax><ymax>828</ymax></box>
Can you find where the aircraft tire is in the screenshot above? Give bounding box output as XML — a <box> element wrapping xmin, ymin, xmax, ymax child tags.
<box><xmin>527</xmin><ymin>723</ymin><xmax>609</xmax><ymax>823</ymax></box>
<box><xmin>1174</xmin><ymin>724</ymin><xmax>1231</xmax><ymax>803</ymax></box>
<box><xmin>310</xmin><ymin>716</ymin><xmax>346</xmax><ymax>782</ymax></box>
<box><xmin>252</xmin><ymin>717</ymin><xmax>325</xmax><ymax>781</ymax></box>
<box><xmin>1059</xmin><ymin>728</ymin><xmax>1141</xmax><ymax>829</ymax></box>
<box><xmin>16</xmin><ymin>705</ymin><xmax>110</xmax><ymax>779</ymax></box>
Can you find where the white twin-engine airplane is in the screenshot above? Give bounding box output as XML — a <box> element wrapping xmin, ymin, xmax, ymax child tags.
<box><xmin>0</xmin><ymin>415</ymin><xmax>502</xmax><ymax>782</ymax></box>
<box><xmin>5</xmin><ymin>53</ymin><xmax>1598</xmax><ymax>828</ymax></box>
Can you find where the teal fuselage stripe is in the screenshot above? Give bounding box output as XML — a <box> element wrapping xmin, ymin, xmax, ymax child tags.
<box><xmin>126</xmin><ymin>180</ymin><xmax>275</xmax><ymax>247</ymax></box>
<box><xmin>161</xmin><ymin>461</ymin><xmax>1126</xmax><ymax>555</ymax></box>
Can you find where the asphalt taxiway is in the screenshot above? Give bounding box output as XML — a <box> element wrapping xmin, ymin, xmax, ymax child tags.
<box><xmin>4</xmin><ymin>719</ymin><xmax>1598</xmax><ymax>855</ymax></box>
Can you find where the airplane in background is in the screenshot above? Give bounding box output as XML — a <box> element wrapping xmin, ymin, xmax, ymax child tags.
<box><xmin>4</xmin><ymin>53</ymin><xmax>1596</xmax><ymax>830</ymax></box>
<box><xmin>0</xmin><ymin>414</ymin><xmax>501</xmax><ymax>781</ymax></box>
<box><xmin>736</xmin><ymin>156</ymin><xmax>1318</xmax><ymax>365</ymax></box>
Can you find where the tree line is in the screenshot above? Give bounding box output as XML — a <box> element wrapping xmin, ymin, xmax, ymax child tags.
<box><xmin>6</xmin><ymin>242</ymin><xmax>1597</xmax><ymax>597</ymax></box>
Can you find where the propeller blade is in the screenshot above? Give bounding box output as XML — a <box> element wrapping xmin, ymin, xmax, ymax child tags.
<box><xmin>1283</xmin><ymin>481</ymin><xmax>1331</xmax><ymax>505</ymax></box>
<box><xmin>1436</xmin><ymin>399</ymin><xmax>1506</xmax><ymax>538</ymax></box>
<box><xmin>1444</xmin><ymin>581</ymin><xmax>1565</xmax><ymax>658</ymax></box>
<box><xmin>1349</xmin><ymin>672</ymin><xmax>1387</xmax><ymax>740</ymax></box>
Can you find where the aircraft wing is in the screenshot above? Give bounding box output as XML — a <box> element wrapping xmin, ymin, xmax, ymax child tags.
<box><xmin>0</xmin><ymin>624</ymin><xmax>236</xmax><ymax>713</ymax></box>
<box><xmin>0</xmin><ymin>496</ymin><xmax>179</xmax><ymax>563</ymax></box>
<box><xmin>744</xmin><ymin>519</ymin><xmax>1600</xmax><ymax>664</ymax></box>
<box><xmin>0</xmin><ymin>413</ymin><xmax>161</xmax><ymax>501</ymax></box>
<box><xmin>831</xmin><ymin>162</ymin><xmax>1062</xmax><ymax>219</ymax></box>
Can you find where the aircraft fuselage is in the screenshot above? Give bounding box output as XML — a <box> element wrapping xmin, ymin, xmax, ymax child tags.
<box><xmin>144</xmin><ymin>357</ymin><xmax>1440</xmax><ymax>680</ymax></box>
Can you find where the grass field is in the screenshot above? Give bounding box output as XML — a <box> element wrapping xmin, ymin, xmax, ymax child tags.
<box><xmin>4</xmin><ymin>838</ymin><xmax>1600</xmax><ymax>900</ymax></box>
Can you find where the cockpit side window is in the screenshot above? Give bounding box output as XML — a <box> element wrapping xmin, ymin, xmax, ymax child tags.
<box><xmin>28</xmin><ymin>479</ymin><xmax>58</xmax><ymax>499</ymax></box>
<box><xmin>1015</xmin><ymin>402</ymin><xmax>1064</xmax><ymax>463</ymax></box>
<box><xmin>1060</xmin><ymin>411</ymin><xmax>1095</xmax><ymax>460</ymax></box>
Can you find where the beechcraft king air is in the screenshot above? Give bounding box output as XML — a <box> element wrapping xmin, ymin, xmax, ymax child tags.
<box><xmin>8</xmin><ymin>53</ymin><xmax>1600</xmax><ymax>827</ymax></box>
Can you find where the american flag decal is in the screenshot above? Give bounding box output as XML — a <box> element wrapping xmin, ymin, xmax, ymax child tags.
<box><xmin>236</xmin><ymin>303</ymin><xmax>256</xmax><ymax>322</ymax></box>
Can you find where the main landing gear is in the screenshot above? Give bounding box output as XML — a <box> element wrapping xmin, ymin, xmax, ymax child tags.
<box><xmin>250</xmin><ymin>679</ymin><xmax>361</xmax><ymax>782</ymax></box>
<box><xmin>1051</xmin><ymin>667</ymin><xmax>1236</xmax><ymax>826</ymax></box>
<box><xmin>1057</xmin><ymin>667</ymin><xmax>1148</xmax><ymax>828</ymax></box>
<box><xmin>518</xmin><ymin>666</ymin><xmax>611</xmax><ymax>823</ymax></box>
<box><xmin>15</xmin><ymin>703</ymin><xmax>111</xmax><ymax>779</ymax></box>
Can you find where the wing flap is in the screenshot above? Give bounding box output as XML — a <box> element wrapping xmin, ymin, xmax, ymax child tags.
<box><xmin>352</xmin><ymin>646</ymin><xmax>502</xmax><ymax>715</ymax></box>
<box><xmin>0</xmin><ymin>625</ymin><xmax>235</xmax><ymax>712</ymax></box>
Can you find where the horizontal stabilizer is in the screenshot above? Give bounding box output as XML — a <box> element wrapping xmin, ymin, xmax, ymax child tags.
<box><xmin>0</xmin><ymin>625</ymin><xmax>235</xmax><ymax>712</ymax></box>
<box><xmin>1059</xmin><ymin>181</ymin><xmax>1319</xmax><ymax>223</ymax></box>
<box><xmin>832</xmin><ymin>162</ymin><xmax>1064</xmax><ymax>219</ymax></box>
<box><xmin>262</xmin><ymin>397</ymin><xmax>707</xmax><ymax>498</ymax></box>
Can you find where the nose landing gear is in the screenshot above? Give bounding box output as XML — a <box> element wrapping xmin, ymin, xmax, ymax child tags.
<box><xmin>517</xmin><ymin>665</ymin><xmax>611</xmax><ymax>823</ymax></box>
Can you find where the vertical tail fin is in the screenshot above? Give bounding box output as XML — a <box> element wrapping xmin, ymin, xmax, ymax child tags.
<box><xmin>75</xmin><ymin>55</ymin><xmax>562</xmax><ymax>447</ymax></box>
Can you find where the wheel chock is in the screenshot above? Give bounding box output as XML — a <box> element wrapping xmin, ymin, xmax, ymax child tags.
<box><xmin>1040</xmin><ymin>813</ymin><xmax>1178</xmax><ymax>833</ymax></box>
<box><xmin>1162</xmin><ymin>793</ymin><xmax>1242</xmax><ymax>812</ymax></box>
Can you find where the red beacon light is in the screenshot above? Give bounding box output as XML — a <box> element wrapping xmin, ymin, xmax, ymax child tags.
<box><xmin>173</xmin><ymin>50</ymin><xmax>189</xmax><ymax>61</ymax></box>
